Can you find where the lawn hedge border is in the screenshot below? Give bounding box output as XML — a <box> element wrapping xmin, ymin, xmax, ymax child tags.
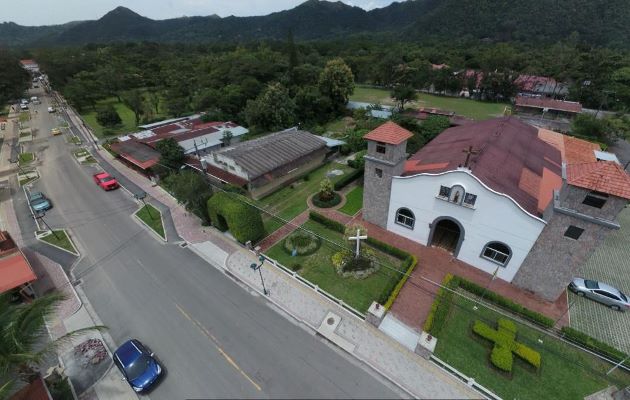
<box><xmin>561</xmin><ymin>326</ymin><xmax>630</xmax><ymax>367</ymax></box>
<box><xmin>311</xmin><ymin>192</ymin><xmax>342</xmax><ymax>208</ymax></box>
<box><xmin>383</xmin><ymin>255</ymin><xmax>418</xmax><ymax>309</ymax></box>
<box><xmin>334</xmin><ymin>169</ymin><xmax>363</xmax><ymax>191</ymax></box>
<box><xmin>424</xmin><ymin>274</ymin><xmax>458</xmax><ymax>335</ymax></box>
<box><xmin>309</xmin><ymin>211</ymin><xmax>345</xmax><ymax>233</ymax></box>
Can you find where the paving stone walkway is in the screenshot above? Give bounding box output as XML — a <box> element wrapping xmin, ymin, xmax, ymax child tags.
<box><xmin>257</xmin><ymin>210</ymin><xmax>309</xmax><ymax>251</ymax></box>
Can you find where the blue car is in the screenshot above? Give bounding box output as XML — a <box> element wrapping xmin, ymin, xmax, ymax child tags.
<box><xmin>28</xmin><ymin>192</ymin><xmax>52</xmax><ymax>212</ymax></box>
<box><xmin>113</xmin><ymin>339</ymin><xmax>162</xmax><ymax>393</ymax></box>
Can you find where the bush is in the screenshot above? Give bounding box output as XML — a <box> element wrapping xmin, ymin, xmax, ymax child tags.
<box><xmin>561</xmin><ymin>326</ymin><xmax>629</xmax><ymax>365</ymax></box>
<box><xmin>366</xmin><ymin>237</ymin><xmax>409</xmax><ymax>260</ymax></box>
<box><xmin>491</xmin><ymin>345</ymin><xmax>514</xmax><ymax>372</ymax></box>
<box><xmin>425</xmin><ymin>274</ymin><xmax>458</xmax><ymax>335</ymax></box>
<box><xmin>347</xmin><ymin>150</ymin><xmax>366</xmax><ymax>169</ymax></box>
<box><xmin>473</xmin><ymin>318</ymin><xmax>541</xmax><ymax>371</ymax></box>
<box><xmin>311</xmin><ymin>191</ymin><xmax>341</xmax><ymax>208</ymax></box>
<box><xmin>342</xmin><ymin>255</ymin><xmax>373</xmax><ymax>272</ymax></box>
<box><xmin>514</xmin><ymin>343</ymin><xmax>542</xmax><ymax>369</ymax></box>
<box><xmin>207</xmin><ymin>192</ymin><xmax>265</xmax><ymax>243</ymax></box>
<box><xmin>290</xmin><ymin>263</ymin><xmax>302</xmax><ymax>272</ymax></box>
<box><xmin>333</xmin><ymin>169</ymin><xmax>363</xmax><ymax>191</ymax></box>
<box><xmin>309</xmin><ymin>211</ymin><xmax>345</xmax><ymax>233</ymax></box>
<box><xmin>283</xmin><ymin>230</ymin><xmax>321</xmax><ymax>256</ymax></box>
<box><xmin>339</xmin><ymin>145</ymin><xmax>352</xmax><ymax>155</ymax></box>
<box><xmin>383</xmin><ymin>255</ymin><xmax>418</xmax><ymax>308</ymax></box>
<box><xmin>96</xmin><ymin>105</ymin><xmax>122</xmax><ymax>127</ymax></box>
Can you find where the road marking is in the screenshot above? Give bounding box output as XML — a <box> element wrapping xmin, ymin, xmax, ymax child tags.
<box><xmin>175</xmin><ymin>303</ymin><xmax>262</xmax><ymax>391</ymax></box>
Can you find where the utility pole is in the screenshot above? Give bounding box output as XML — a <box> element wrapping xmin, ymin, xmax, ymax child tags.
<box><xmin>34</xmin><ymin>212</ymin><xmax>60</xmax><ymax>239</ymax></box>
<box><xmin>134</xmin><ymin>191</ymin><xmax>154</xmax><ymax>220</ymax></box>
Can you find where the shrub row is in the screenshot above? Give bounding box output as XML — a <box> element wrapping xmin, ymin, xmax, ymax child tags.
<box><xmin>311</xmin><ymin>192</ymin><xmax>341</xmax><ymax>208</ymax></box>
<box><xmin>383</xmin><ymin>255</ymin><xmax>418</xmax><ymax>309</ymax></box>
<box><xmin>309</xmin><ymin>211</ymin><xmax>345</xmax><ymax>233</ymax></box>
<box><xmin>561</xmin><ymin>326</ymin><xmax>630</xmax><ymax>366</ymax></box>
<box><xmin>458</xmin><ymin>278</ymin><xmax>555</xmax><ymax>328</ymax></box>
<box><xmin>473</xmin><ymin>319</ymin><xmax>541</xmax><ymax>371</ymax></box>
<box><xmin>333</xmin><ymin>169</ymin><xmax>363</xmax><ymax>191</ymax></box>
<box><xmin>424</xmin><ymin>274</ymin><xmax>458</xmax><ymax>336</ymax></box>
<box><xmin>365</xmin><ymin>236</ymin><xmax>409</xmax><ymax>260</ymax></box>
<box><xmin>207</xmin><ymin>192</ymin><xmax>265</xmax><ymax>244</ymax></box>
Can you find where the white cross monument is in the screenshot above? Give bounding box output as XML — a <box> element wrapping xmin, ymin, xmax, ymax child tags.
<box><xmin>349</xmin><ymin>228</ymin><xmax>368</xmax><ymax>258</ymax></box>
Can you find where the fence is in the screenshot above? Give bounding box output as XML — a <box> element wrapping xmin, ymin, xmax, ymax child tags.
<box><xmin>430</xmin><ymin>355</ymin><xmax>502</xmax><ymax>400</ymax></box>
<box><xmin>258</xmin><ymin>252</ymin><xmax>366</xmax><ymax>320</ymax></box>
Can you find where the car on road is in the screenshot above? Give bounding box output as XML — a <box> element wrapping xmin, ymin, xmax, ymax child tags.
<box><xmin>51</xmin><ymin>128</ymin><xmax>61</xmax><ymax>136</ymax></box>
<box><xmin>113</xmin><ymin>339</ymin><xmax>162</xmax><ymax>393</ymax></box>
<box><xmin>93</xmin><ymin>172</ymin><xmax>119</xmax><ymax>190</ymax></box>
<box><xmin>47</xmin><ymin>106</ymin><xmax>55</xmax><ymax>113</ymax></box>
<box><xmin>28</xmin><ymin>192</ymin><xmax>52</xmax><ymax>212</ymax></box>
<box><xmin>569</xmin><ymin>278</ymin><xmax>630</xmax><ymax>311</ymax></box>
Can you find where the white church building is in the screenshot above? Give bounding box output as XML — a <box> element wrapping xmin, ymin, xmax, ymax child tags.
<box><xmin>362</xmin><ymin>118</ymin><xmax>630</xmax><ymax>300</ymax></box>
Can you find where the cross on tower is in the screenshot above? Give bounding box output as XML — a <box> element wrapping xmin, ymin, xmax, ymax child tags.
<box><xmin>462</xmin><ymin>146</ymin><xmax>479</xmax><ymax>168</ymax></box>
<box><xmin>348</xmin><ymin>228</ymin><xmax>368</xmax><ymax>258</ymax></box>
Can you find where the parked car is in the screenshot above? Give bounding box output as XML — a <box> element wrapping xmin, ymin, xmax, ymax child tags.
<box><xmin>93</xmin><ymin>172</ymin><xmax>119</xmax><ymax>190</ymax></box>
<box><xmin>113</xmin><ymin>339</ymin><xmax>162</xmax><ymax>393</ymax></box>
<box><xmin>569</xmin><ymin>278</ymin><xmax>630</xmax><ymax>311</ymax></box>
<box><xmin>51</xmin><ymin>128</ymin><xmax>61</xmax><ymax>136</ymax></box>
<box><xmin>47</xmin><ymin>106</ymin><xmax>55</xmax><ymax>113</ymax></box>
<box><xmin>28</xmin><ymin>192</ymin><xmax>52</xmax><ymax>212</ymax></box>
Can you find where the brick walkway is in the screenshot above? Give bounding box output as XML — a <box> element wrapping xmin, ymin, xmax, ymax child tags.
<box><xmin>258</xmin><ymin>210</ymin><xmax>309</xmax><ymax>251</ymax></box>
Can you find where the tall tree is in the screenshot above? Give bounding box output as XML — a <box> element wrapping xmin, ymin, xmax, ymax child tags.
<box><xmin>244</xmin><ymin>82</ymin><xmax>296</xmax><ymax>132</ymax></box>
<box><xmin>0</xmin><ymin>50</ymin><xmax>29</xmax><ymax>105</ymax></box>
<box><xmin>122</xmin><ymin>89</ymin><xmax>145</xmax><ymax>126</ymax></box>
<box><xmin>162</xmin><ymin>170</ymin><xmax>213</xmax><ymax>223</ymax></box>
<box><xmin>156</xmin><ymin>138</ymin><xmax>185</xmax><ymax>169</ymax></box>
<box><xmin>318</xmin><ymin>58</ymin><xmax>355</xmax><ymax>112</ymax></box>
<box><xmin>391</xmin><ymin>85</ymin><xmax>418</xmax><ymax>110</ymax></box>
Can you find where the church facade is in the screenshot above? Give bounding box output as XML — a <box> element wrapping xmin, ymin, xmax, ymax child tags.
<box><xmin>362</xmin><ymin>118</ymin><xmax>630</xmax><ymax>301</ymax></box>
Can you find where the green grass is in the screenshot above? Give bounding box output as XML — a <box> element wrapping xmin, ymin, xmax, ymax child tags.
<box><xmin>433</xmin><ymin>293</ymin><xmax>630</xmax><ymax>400</ymax></box>
<box><xmin>19</xmin><ymin>176</ymin><xmax>37</xmax><ymax>186</ymax></box>
<box><xmin>350</xmin><ymin>85</ymin><xmax>506</xmax><ymax>120</ymax></box>
<box><xmin>18</xmin><ymin>152</ymin><xmax>34</xmax><ymax>164</ymax></box>
<box><xmin>81</xmin><ymin>97</ymin><xmax>138</xmax><ymax>138</ymax></box>
<box><xmin>257</xmin><ymin>162</ymin><xmax>355</xmax><ymax>234</ymax></box>
<box><xmin>19</xmin><ymin>131</ymin><xmax>31</xmax><ymax>138</ymax></box>
<box><xmin>69</xmin><ymin>136</ymin><xmax>82</xmax><ymax>145</ymax></box>
<box><xmin>19</xmin><ymin>112</ymin><xmax>29</xmax><ymax>123</ymax></box>
<box><xmin>40</xmin><ymin>230</ymin><xmax>76</xmax><ymax>254</ymax></box>
<box><xmin>136</xmin><ymin>204</ymin><xmax>165</xmax><ymax>239</ymax></box>
<box><xmin>338</xmin><ymin>186</ymin><xmax>363</xmax><ymax>216</ymax></box>
<box><xmin>265</xmin><ymin>220</ymin><xmax>403</xmax><ymax>313</ymax></box>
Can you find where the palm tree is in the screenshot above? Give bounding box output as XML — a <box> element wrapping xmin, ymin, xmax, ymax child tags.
<box><xmin>0</xmin><ymin>292</ymin><xmax>104</xmax><ymax>397</ymax></box>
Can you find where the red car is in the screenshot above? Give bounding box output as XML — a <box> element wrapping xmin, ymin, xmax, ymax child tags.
<box><xmin>93</xmin><ymin>172</ymin><xmax>119</xmax><ymax>190</ymax></box>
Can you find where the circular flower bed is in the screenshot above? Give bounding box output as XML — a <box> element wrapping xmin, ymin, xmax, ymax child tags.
<box><xmin>283</xmin><ymin>230</ymin><xmax>321</xmax><ymax>256</ymax></box>
<box><xmin>331</xmin><ymin>251</ymin><xmax>379</xmax><ymax>279</ymax></box>
<box><xmin>311</xmin><ymin>191</ymin><xmax>342</xmax><ymax>208</ymax></box>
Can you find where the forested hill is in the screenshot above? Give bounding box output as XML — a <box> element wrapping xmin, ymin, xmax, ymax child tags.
<box><xmin>2</xmin><ymin>0</ymin><xmax>630</xmax><ymax>47</ymax></box>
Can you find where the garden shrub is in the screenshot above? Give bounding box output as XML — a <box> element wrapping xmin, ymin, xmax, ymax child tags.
<box><xmin>311</xmin><ymin>191</ymin><xmax>341</xmax><ymax>208</ymax></box>
<box><xmin>491</xmin><ymin>345</ymin><xmax>514</xmax><ymax>372</ymax></box>
<box><xmin>333</xmin><ymin>169</ymin><xmax>364</xmax><ymax>191</ymax></box>
<box><xmin>207</xmin><ymin>192</ymin><xmax>265</xmax><ymax>243</ymax></box>
<box><xmin>290</xmin><ymin>263</ymin><xmax>302</xmax><ymax>272</ymax></box>
<box><xmin>319</xmin><ymin>178</ymin><xmax>334</xmax><ymax>201</ymax></box>
<box><xmin>383</xmin><ymin>255</ymin><xmax>418</xmax><ymax>309</ymax></box>
<box><xmin>347</xmin><ymin>150</ymin><xmax>366</xmax><ymax>169</ymax></box>
<box><xmin>283</xmin><ymin>230</ymin><xmax>321</xmax><ymax>256</ymax></box>
<box><xmin>514</xmin><ymin>343</ymin><xmax>542</xmax><ymax>369</ymax></box>
<box><xmin>425</xmin><ymin>274</ymin><xmax>458</xmax><ymax>335</ymax></box>
<box><xmin>366</xmin><ymin>237</ymin><xmax>409</xmax><ymax>260</ymax></box>
<box><xmin>309</xmin><ymin>211</ymin><xmax>345</xmax><ymax>233</ymax></box>
<box><xmin>561</xmin><ymin>326</ymin><xmax>629</xmax><ymax>365</ymax></box>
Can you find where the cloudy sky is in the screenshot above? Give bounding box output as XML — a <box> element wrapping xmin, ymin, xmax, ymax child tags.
<box><xmin>2</xmin><ymin>0</ymin><xmax>399</xmax><ymax>26</ymax></box>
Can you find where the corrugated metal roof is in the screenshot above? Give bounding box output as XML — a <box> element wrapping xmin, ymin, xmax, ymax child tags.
<box><xmin>218</xmin><ymin>130</ymin><xmax>326</xmax><ymax>179</ymax></box>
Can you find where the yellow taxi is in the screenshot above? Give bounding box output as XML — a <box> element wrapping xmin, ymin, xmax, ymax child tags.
<box><xmin>51</xmin><ymin>128</ymin><xmax>62</xmax><ymax>136</ymax></box>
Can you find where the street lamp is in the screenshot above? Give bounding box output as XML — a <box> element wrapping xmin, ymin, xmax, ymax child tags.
<box><xmin>250</xmin><ymin>255</ymin><xmax>269</xmax><ymax>296</ymax></box>
<box><xmin>33</xmin><ymin>210</ymin><xmax>60</xmax><ymax>240</ymax></box>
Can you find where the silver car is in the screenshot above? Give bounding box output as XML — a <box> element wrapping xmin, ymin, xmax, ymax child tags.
<box><xmin>569</xmin><ymin>278</ymin><xmax>630</xmax><ymax>311</ymax></box>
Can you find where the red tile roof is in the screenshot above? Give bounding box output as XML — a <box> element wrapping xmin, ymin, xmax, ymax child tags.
<box><xmin>515</xmin><ymin>96</ymin><xmax>582</xmax><ymax>114</ymax></box>
<box><xmin>0</xmin><ymin>251</ymin><xmax>36</xmax><ymax>293</ymax></box>
<box><xmin>404</xmin><ymin>117</ymin><xmax>563</xmax><ymax>216</ymax></box>
<box><xmin>566</xmin><ymin>161</ymin><xmax>630</xmax><ymax>199</ymax></box>
<box><xmin>514</xmin><ymin>75</ymin><xmax>560</xmax><ymax>92</ymax></box>
<box><xmin>363</xmin><ymin>121</ymin><xmax>414</xmax><ymax>145</ymax></box>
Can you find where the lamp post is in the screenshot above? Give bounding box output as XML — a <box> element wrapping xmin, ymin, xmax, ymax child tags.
<box><xmin>34</xmin><ymin>211</ymin><xmax>60</xmax><ymax>240</ymax></box>
<box><xmin>250</xmin><ymin>255</ymin><xmax>269</xmax><ymax>296</ymax></box>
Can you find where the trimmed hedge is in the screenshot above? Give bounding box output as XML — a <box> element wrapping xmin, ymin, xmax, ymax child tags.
<box><xmin>514</xmin><ymin>343</ymin><xmax>542</xmax><ymax>369</ymax></box>
<box><xmin>424</xmin><ymin>274</ymin><xmax>458</xmax><ymax>335</ymax></box>
<box><xmin>383</xmin><ymin>255</ymin><xmax>418</xmax><ymax>309</ymax></box>
<box><xmin>458</xmin><ymin>278</ymin><xmax>555</xmax><ymax>328</ymax></box>
<box><xmin>561</xmin><ymin>326</ymin><xmax>630</xmax><ymax>366</ymax></box>
<box><xmin>283</xmin><ymin>230</ymin><xmax>321</xmax><ymax>256</ymax></box>
<box><xmin>207</xmin><ymin>192</ymin><xmax>265</xmax><ymax>244</ymax></box>
<box><xmin>366</xmin><ymin>236</ymin><xmax>409</xmax><ymax>260</ymax></box>
<box><xmin>309</xmin><ymin>211</ymin><xmax>345</xmax><ymax>233</ymax></box>
<box><xmin>491</xmin><ymin>345</ymin><xmax>514</xmax><ymax>372</ymax></box>
<box><xmin>333</xmin><ymin>169</ymin><xmax>364</xmax><ymax>191</ymax></box>
<box><xmin>311</xmin><ymin>192</ymin><xmax>342</xmax><ymax>208</ymax></box>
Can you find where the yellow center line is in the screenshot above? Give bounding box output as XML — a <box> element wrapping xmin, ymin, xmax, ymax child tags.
<box><xmin>176</xmin><ymin>303</ymin><xmax>262</xmax><ymax>391</ymax></box>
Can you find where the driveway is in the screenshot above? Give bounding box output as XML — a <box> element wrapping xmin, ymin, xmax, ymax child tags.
<box><xmin>570</xmin><ymin>207</ymin><xmax>630</xmax><ymax>354</ymax></box>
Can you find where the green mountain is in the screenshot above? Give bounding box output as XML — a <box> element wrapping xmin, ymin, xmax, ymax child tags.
<box><xmin>2</xmin><ymin>0</ymin><xmax>630</xmax><ymax>47</ymax></box>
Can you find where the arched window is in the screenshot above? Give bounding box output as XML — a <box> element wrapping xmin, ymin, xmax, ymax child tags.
<box><xmin>395</xmin><ymin>208</ymin><xmax>415</xmax><ymax>229</ymax></box>
<box><xmin>481</xmin><ymin>242</ymin><xmax>512</xmax><ymax>266</ymax></box>
<box><xmin>449</xmin><ymin>185</ymin><xmax>465</xmax><ymax>205</ymax></box>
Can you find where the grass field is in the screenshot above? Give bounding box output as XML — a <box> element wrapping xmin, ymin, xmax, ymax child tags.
<box><xmin>81</xmin><ymin>97</ymin><xmax>138</xmax><ymax>138</ymax></box>
<box><xmin>339</xmin><ymin>186</ymin><xmax>363</xmax><ymax>216</ymax></box>
<box><xmin>350</xmin><ymin>85</ymin><xmax>506</xmax><ymax>120</ymax></box>
<box><xmin>257</xmin><ymin>162</ymin><xmax>355</xmax><ymax>234</ymax></box>
<box><xmin>433</xmin><ymin>293</ymin><xmax>630</xmax><ymax>400</ymax></box>
<box><xmin>265</xmin><ymin>220</ymin><xmax>403</xmax><ymax>312</ymax></box>
<box><xmin>19</xmin><ymin>112</ymin><xmax>30</xmax><ymax>123</ymax></box>
<box><xmin>136</xmin><ymin>204</ymin><xmax>165</xmax><ymax>239</ymax></box>
<box><xmin>18</xmin><ymin>152</ymin><xmax>34</xmax><ymax>164</ymax></box>
<box><xmin>40</xmin><ymin>230</ymin><xmax>77</xmax><ymax>254</ymax></box>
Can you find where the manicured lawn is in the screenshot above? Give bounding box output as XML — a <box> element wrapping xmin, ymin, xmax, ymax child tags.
<box><xmin>258</xmin><ymin>162</ymin><xmax>355</xmax><ymax>234</ymax></box>
<box><xmin>19</xmin><ymin>112</ymin><xmax>30</xmax><ymax>123</ymax></box>
<box><xmin>18</xmin><ymin>174</ymin><xmax>38</xmax><ymax>186</ymax></box>
<box><xmin>433</xmin><ymin>293</ymin><xmax>630</xmax><ymax>400</ymax></box>
<box><xmin>339</xmin><ymin>186</ymin><xmax>363</xmax><ymax>216</ymax></box>
<box><xmin>18</xmin><ymin>152</ymin><xmax>34</xmax><ymax>164</ymax></box>
<box><xmin>40</xmin><ymin>230</ymin><xmax>77</xmax><ymax>254</ymax></box>
<box><xmin>81</xmin><ymin>97</ymin><xmax>137</xmax><ymax>138</ymax></box>
<box><xmin>73</xmin><ymin>149</ymin><xmax>96</xmax><ymax>164</ymax></box>
<box><xmin>136</xmin><ymin>204</ymin><xmax>165</xmax><ymax>239</ymax></box>
<box><xmin>265</xmin><ymin>220</ymin><xmax>403</xmax><ymax>313</ymax></box>
<box><xmin>350</xmin><ymin>85</ymin><xmax>506</xmax><ymax>120</ymax></box>
<box><xmin>69</xmin><ymin>136</ymin><xmax>82</xmax><ymax>145</ymax></box>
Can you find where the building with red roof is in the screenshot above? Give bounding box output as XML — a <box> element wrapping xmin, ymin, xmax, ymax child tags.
<box><xmin>514</xmin><ymin>74</ymin><xmax>569</xmax><ymax>97</ymax></box>
<box><xmin>515</xmin><ymin>95</ymin><xmax>582</xmax><ymax>119</ymax></box>
<box><xmin>361</xmin><ymin>118</ymin><xmax>630</xmax><ymax>301</ymax></box>
<box><xmin>0</xmin><ymin>232</ymin><xmax>37</xmax><ymax>299</ymax></box>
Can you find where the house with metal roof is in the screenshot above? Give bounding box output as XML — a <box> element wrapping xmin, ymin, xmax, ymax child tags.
<box><xmin>362</xmin><ymin>118</ymin><xmax>630</xmax><ymax>301</ymax></box>
<box><xmin>0</xmin><ymin>232</ymin><xmax>37</xmax><ymax>300</ymax></box>
<box><xmin>201</xmin><ymin>129</ymin><xmax>327</xmax><ymax>199</ymax></box>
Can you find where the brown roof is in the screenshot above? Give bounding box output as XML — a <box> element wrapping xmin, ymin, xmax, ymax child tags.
<box><xmin>404</xmin><ymin>117</ymin><xmax>563</xmax><ymax>216</ymax></box>
<box><xmin>110</xmin><ymin>140</ymin><xmax>160</xmax><ymax>170</ymax></box>
<box><xmin>184</xmin><ymin>157</ymin><xmax>248</xmax><ymax>187</ymax></box>
<box><xmin>515</xmin><ymin>96</ymin><xmax>582</xmax><ymax>114</ymax></box>
<box><xmin>10</xmin><ymin>377</ymin><xmax>52</xmax><ymax>400</ymax></box>
<box><xmin>0</xmin><ymin>251</ymin><xmax>36</xmax><ymax>293</ymax></box>
<box><xmin>566</xmin><ymin>161</ymin><xmax>630</xmax><ymax>199</ymax></box>
<box><xmin>363</xmin><ymin>121</ymin><xmax>414</xmax><ymax>145</ymax></box>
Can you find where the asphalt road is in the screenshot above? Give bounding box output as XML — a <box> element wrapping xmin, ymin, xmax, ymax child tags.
<box><xmin>18</xmin><ymin>87</ymin><xmax>402</xmax><ymax>399</ymax></box>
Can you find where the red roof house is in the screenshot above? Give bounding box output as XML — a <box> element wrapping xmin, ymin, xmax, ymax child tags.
<box><xmin>0</xmin><ymin>232</ymin><xmax>37</xmax><ymax>294</ymax></box>
<box><xmin>363</xmin><ymin>121</ymin><xmax>414</xmax><ymax>145</ymax></box>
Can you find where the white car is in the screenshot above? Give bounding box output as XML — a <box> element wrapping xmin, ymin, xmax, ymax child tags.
<box><xmin>47</xmin><ymin>106</ymin><xmax>55</xmax><ymax>113</ymax></box>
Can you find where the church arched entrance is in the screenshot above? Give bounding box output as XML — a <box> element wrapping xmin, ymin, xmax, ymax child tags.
<box><xmin>428</xmin><ymin>217</ymin><xmax>464</xmax><ymax>256</ymax></box>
